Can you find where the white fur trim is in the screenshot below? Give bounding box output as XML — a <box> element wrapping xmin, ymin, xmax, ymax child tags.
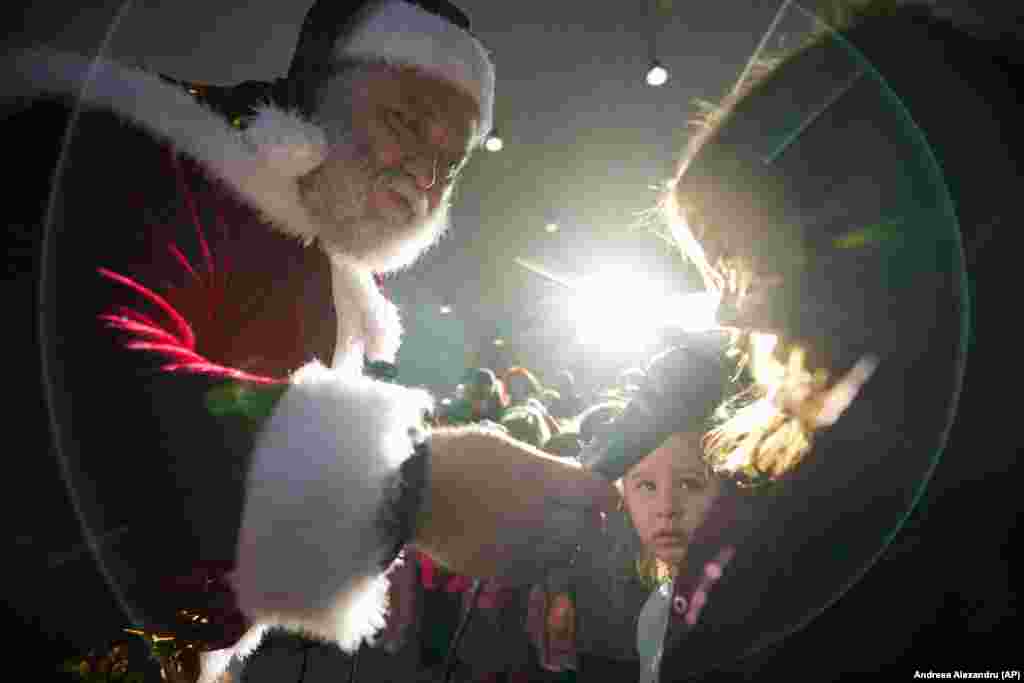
<box><xmin>330</xmin><ymin>255</ymin><xmax>403</xmax><ymax>367</ymax></box>
<box><xmin>243</xmin><ymin>105</ymin><xmax>328</xmax><ymax>178</ymax></box>
<box><xmin>335</xmin><ymin>0</ymin><xmax>495</xmax><ymax>142</ymax></box>
<box><xmin>197</xmin><ymin>623</ymin><xmax>268</xmax><ymax>683</ymax></box>
<box><xmin>4</xmin><ymin>49</ymin><xmax>325</xmax><ymax>243</ymax></box>
<box><xmin>231</xmin><ymin>360</ymin><xmax>432</xmax><ymax>653</ymax></box>
<box><xmin>5</xmin><ymin>48</ymin><xmax>401</xmax><ymax>367</ymax></box>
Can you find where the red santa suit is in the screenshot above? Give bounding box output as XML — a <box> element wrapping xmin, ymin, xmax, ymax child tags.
<box><xmin>5</xmin><ymin>1</ymin><xmax>495</xmax><ymax>678</ymax></box>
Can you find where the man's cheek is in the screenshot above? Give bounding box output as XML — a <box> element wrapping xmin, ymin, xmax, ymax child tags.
<box><xmin>371</xmin><ymin>136</ymin><xmax>404</xmax><ymax>169</ymax></box>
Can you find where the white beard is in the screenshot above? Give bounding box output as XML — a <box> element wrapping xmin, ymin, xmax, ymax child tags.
<box><xmin>299</xmin><ymin>133</ymin><xmax>451</xmax><ymax>274</ymax></box>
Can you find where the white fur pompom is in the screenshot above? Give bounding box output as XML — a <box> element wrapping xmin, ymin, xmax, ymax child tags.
<box><xmin>244</xmin><ymin>106</ymin><xmax>328</xmax><ymax>178</ymax></box>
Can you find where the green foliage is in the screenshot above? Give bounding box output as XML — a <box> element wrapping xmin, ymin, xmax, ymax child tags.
<box><xmin>364</xmin><ymin>359</ymin><xmax>400</xmax><ymax>383</ymax></box>
<box><xmin>205</xmin><ymin>380</ymin><xmax>287</xmax><ymax>424</ymax></box>
<box><xmin>60</xmin><ymin>652</ymin><xmax>147</xmax><ymax>682</ymax></box>
<box><xmin>59</xmin><ymin>628</ymin><xmax>204</xmax><ymax>683</ymax></box>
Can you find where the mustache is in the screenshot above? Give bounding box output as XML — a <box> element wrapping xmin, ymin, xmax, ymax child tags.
<box><xmin>374</xmin><ymin>168</ymin><xmax>429</xmax><ymax>219</ymax></box>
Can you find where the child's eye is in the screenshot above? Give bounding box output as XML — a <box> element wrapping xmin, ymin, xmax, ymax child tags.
<box><xmin>635</xmin><ymin>480</ymin><xmax>656</xmax><ymax>492</ymax></box>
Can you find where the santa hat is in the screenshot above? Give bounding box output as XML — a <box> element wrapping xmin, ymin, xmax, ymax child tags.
<box><xmin>285</xmin><ymin>0</ymin><xmax>494</xmax><ymax>143</ymax></box>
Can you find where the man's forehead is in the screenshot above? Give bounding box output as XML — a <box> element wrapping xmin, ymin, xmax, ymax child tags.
<box><xmin>362</xmin><ymin>63</ymin><xmax>480</xmax><ymax>143</ymax></box>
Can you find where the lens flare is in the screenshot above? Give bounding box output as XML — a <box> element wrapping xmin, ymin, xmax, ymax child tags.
<box><xmin>570</xmin><ymin>267</ymin><xmax>719</xmax><ymax>353</ymax></box>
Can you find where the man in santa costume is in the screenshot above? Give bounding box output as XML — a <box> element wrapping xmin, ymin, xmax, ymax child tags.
<box><xmin>4</xmin><ymin>1</ymin><xmax>615</xmax><ymax>681</ymax></box>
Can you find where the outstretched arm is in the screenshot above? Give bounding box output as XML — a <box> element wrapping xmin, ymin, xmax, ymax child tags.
<box><xmin>415</xmin><ymin>425</ymin><xmax>618</xmax><ymax>583</ymax></box>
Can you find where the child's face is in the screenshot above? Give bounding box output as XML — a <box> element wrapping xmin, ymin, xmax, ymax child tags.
<box><xmin>621</xmin><ymin>432</ymin><xmax>721</xmax><ymax>567</ymax></box>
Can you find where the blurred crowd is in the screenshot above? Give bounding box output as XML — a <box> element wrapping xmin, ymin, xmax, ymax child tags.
<box><xmin>435</xmin><ymin>364</ymin><xmax>646</xmax><ymax>460</ymax></box>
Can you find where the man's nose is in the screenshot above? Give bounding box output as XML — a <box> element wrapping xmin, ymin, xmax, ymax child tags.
<box><xmin>404</xmin><ymin>153</ymin><xmax>438</xmax><ymax>191</ymax></box>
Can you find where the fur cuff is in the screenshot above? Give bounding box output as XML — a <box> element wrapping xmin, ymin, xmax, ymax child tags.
<box><xmin>231</xmin><ymin>360</ymin><xmax>432</xmax><ymax>652</ymax></box>
<box><xmin>198</xmin><ymin>624</ymin><xmax>268</xmax><ymax>683</ymax></box>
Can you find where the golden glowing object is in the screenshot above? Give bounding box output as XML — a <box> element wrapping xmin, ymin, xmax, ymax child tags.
<box><xmin>704</xmin><ymin>333</ymin><xmax>878</xmax><ymax>482</ymax></box>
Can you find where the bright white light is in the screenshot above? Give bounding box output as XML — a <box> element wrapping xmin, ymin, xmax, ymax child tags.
<box><xmin>646</xmin><ymin>63</ymin><xmax>669</xmax><ymax>86</ymax></box>
<box><xmin>441</xmin><ymin>397</ymin><xmax>452</xmax><ymax>406</ymax></box>
<box><xmin>545</xmin><ymin>222</ymin><xmax>559</xmax><ymax>233</ymax></box>
<box><xmin>484</xmin><ymin>134</ymin><xmax>504</xmax><ymax>152</ymax></box>
<box><xmin>494</xmin><ymin>338</ymin><xmax>505</xmax><ymax>346</ymax></box>
<box><xmin>570</xmin><ymin>267</ymin><xmax>719</xmax><ymax>353</ymax></box>
<box><xmin>661</xmin><ymin>291</ymin><xmax>721</xmax><ymax>333</ymax></box>
<box><xmin>440</xmin><ymin>305</ymin><xmax>452</xmax><ymax>314</ymax></box>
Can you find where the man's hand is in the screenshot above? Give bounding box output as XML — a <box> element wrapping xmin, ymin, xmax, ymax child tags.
<box><xmin>412</xmin><ymin>426</ymin><xmax>618</xmax><ymax>584</ymax></box>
